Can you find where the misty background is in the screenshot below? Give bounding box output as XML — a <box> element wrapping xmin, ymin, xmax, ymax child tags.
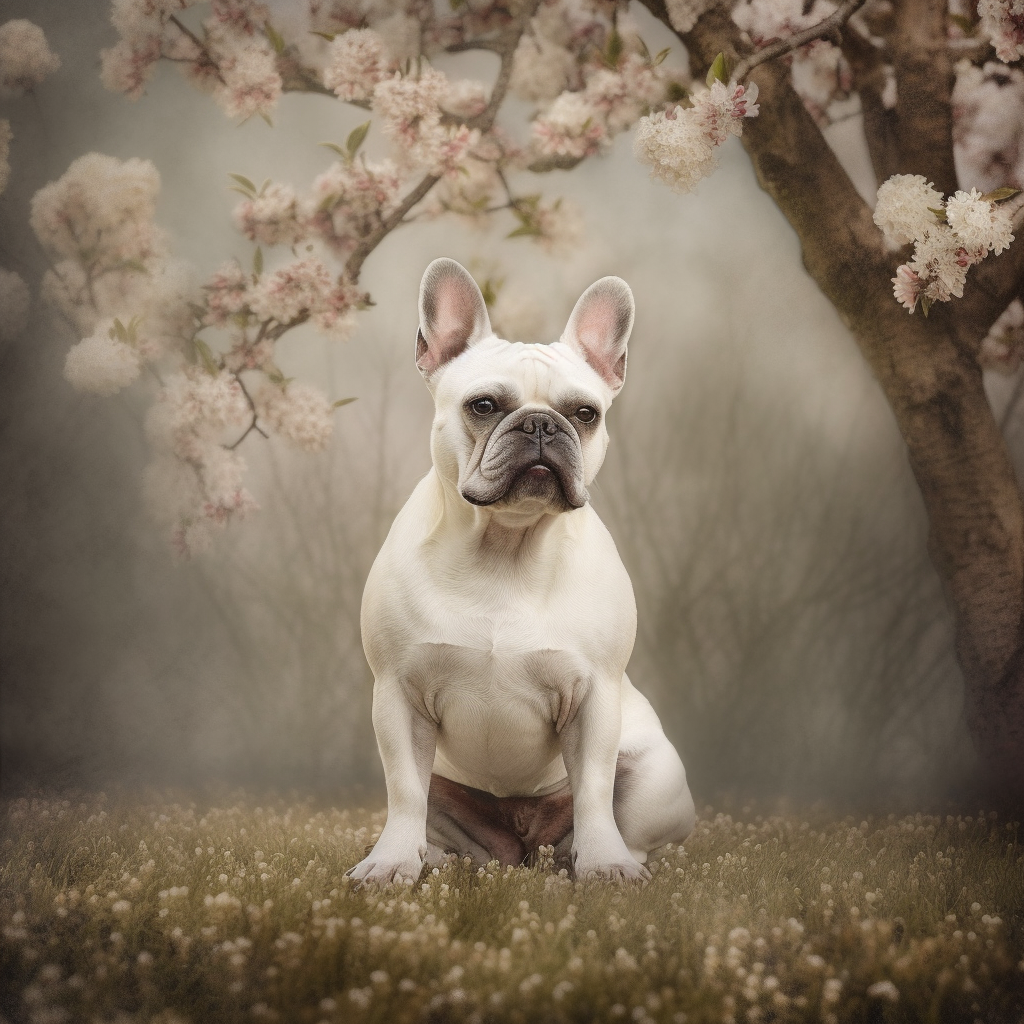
<box><xmin>3</xmin><ymin>0</ymin><xmax>1018</xmax><ymax>808</ymax></box>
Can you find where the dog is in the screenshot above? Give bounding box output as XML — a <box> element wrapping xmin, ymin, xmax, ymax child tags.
<box><xmin>347</xmin><ymin>258</ymin><xmax>695</xmax><ymax>883</ymax></box>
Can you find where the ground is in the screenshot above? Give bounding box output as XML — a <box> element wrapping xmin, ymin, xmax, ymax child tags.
<box><xmin>1</xmin><ymin>792</ymin><xmax>1022</xmax><ymax>1023</ymax></box>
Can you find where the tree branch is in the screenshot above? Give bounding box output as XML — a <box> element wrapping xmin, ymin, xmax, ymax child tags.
<box><xmin>343</xmin><ymin>0</ymin><xmax>543</xmax><ymax>281</ymax></box>
<box><xmin>168</xmin><ymin>15</ymin><xmax>225</xmax><ymax>85</ymax></box>
<box><xmin>730</xmin><ymin>0</ymin><xmax>868</xmax><ymax>83</ymax></box>
<box><xmin>889</xmin><ymin>0</ymin><xmax>958</xmax><ymax>195</ymax></box>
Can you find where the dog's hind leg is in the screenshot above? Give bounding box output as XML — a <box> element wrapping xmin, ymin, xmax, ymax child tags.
<box><xmin>612</xmin><ymin>677</ymin><xmax>696</xmax><ymax>863</ymax></box>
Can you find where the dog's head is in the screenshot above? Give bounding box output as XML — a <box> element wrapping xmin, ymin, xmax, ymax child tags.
<box><xmin>415</xmin><ymin>258</ymin><xmax>634</xmax><ymax>515</ymax></box>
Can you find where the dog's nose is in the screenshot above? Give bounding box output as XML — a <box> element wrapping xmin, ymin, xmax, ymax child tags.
<box><xmin>520</xmin><ymin>412</ymin><xmax>559</xmax><ymax>436</ymax></box>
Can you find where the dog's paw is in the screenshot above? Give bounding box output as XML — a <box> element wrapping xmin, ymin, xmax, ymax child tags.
<box><xmin>572</xmin><ymin>849</ymin><xmax>650</xmax><ymax>882</ymax></box>
<box><xmin>345</xmin><ymin>848</ymin><xmax>424</xmax><ymax>887</ymax></box>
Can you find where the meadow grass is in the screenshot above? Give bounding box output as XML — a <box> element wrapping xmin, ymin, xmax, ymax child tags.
<box><xmin>1</xmin><ymin>791</ymin><xmax>1022</xmax><ymax>1024</ymax></box>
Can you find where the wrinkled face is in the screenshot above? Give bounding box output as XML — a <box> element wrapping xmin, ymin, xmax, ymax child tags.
<box><xmin>431</xmin><ymin>337</ymin><xmax>612</xmax><ymax>513</ymax></box>
<box><xmin>415</xmin><ymin>258</ymin><xmax>634</xmax><ymax>516</ymax></box>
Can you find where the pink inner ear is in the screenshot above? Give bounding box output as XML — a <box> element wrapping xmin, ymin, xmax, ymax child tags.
<box><xmin>418</xmin><ymin>273</ymin><xmax>485</xmax><ymax>373</ymax></box>
<box><xmin>575</xmin><ymin>295</ymin><xmax>624</xmax><ymax>386</ymax></box>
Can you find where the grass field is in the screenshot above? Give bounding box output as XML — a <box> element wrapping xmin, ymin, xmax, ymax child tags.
<box><xmin>1</xmin><ymin>792</ymin><xmax>1022</xmax><ymax>1024</ymax></box>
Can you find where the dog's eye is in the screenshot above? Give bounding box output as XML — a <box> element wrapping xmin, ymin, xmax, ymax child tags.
<box><xmin>470</xmin><ymin>397</ymin><xmax>497</xmax><ymax>415</ymax></box>
<box><xmin>575</xmin><ymin>406</ymin><xmax>598</xmax><ymax>424</ymax></box>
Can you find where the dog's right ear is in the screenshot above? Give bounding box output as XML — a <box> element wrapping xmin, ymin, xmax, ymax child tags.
<box><xmin>416</xmin><ymin>258</ymin><xmax>492</xmax><ymax>376</ymax></box>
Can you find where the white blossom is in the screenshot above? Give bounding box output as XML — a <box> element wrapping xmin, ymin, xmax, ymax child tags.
<box><xmin>30</xmin><ymin>153</ymin><xmax>163</xmax><ymax>265</ymax></box>
<box><xmin>203</xmin><ymin>260</ymin><xmax>250</xmax><ymax>327</ymax></box>
<box><xmin>946</xmin><ymin>188</ymin><xmax>1015</xmax><ymax>254</ymax></box>
<box><xmin>0</xmin><ymin>268</ymin><xmax>31</xmax><ymax>341</ymax></box>
<box><xmin>323</xmin><ymin>28</ymin><xmax>390</xmax><ymax>101</ymax></box>
<box><xmin>256</xmin><ymin>380</ymin><xmax>334</xmax><ymax>452</ymax></box>
<box><xmin>234</xmin><ymin>182</ymin><xmax>305</xmax><ymax>246</ymax></box>
<box><xmin>0</xmin><ymin>119</ymin><xmax>11</xmax><ymax>196</ymax></box>
<box><xmin>634</xmin><ymin>81</ymin><xmax>759</xmax><ymax>195</ymax></box>
<box><xmin>979</xmin><ymin>0</ymin><xmax>1024</xmax><ymax>63</ymax></box>
<box><xmin>665</xmin><ymin>0</ymin><xmax>715</xmax><ymax>33</ymax></box>
<box><xmin>952</xmin><ymin>60</ymin><xmax>1024</xmax><ymax>194</ymax></box>
<box><xmin>146</xmin><ymin>368</ymin><xmax>249</xmax><ymax>460</ymax></box>
<box><xmin>872</xmin><ymin>174</ymin><xmax>943</xmax><ymax>247</ymax></box>
<box><xmin>534</xmin><ymin>198</ymin><xmax>585</xmax><ymax>256</ymax></box>
<box><xmin>64</xmin><ymin>322</ymin><xmax>142</xmax><ymax>396</ymax></box>
<box><xmin>100</xmin><ymin>35</ymin><xmax>163</xmax><ymax>98</ymax></box>
<box><xmin>510</xmin><ymin>32</ymin><xmax>575</xmax><ymax>103</ymax></box>
<box><xmin>214</xmin><ymin>38</ymin><xmax>281</xmax><ymax>120</ymax></box>
<box><xmin>249</xmin><ymin>257</ymin><xmax>332</xmax><ymax>325</ymax></box>
<box><xmin>0</xmin><ymin>19</ymin><xmax>61</xmax><ymax>97</ymax></box>
<box><xmin>891</xmin><ymin>264</ymin><xmax>922</xmax><ymax>313</ymax></box>
<box><xmin>910</xmin><ymin>224</ymin><xmax>971</xmax><ymax>302</ymax></box>
<box><xmin>533</xmin><ymin>91</ymin><xmax>607</xmax><ymax>160</ymax></box>
<box><xmin>307</xmin><ymin>159</ymin><xmax>401</xmax><ymax>251</ymax></box>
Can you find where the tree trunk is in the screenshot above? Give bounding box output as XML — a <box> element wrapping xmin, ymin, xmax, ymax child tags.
<box><xmin>639</xmin><ymin>0</ymin><xmax>1024</xmax><ymax>803</ymax></box>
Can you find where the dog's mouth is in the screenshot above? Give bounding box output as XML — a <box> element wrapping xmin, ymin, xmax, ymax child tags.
<box><xmin>459</xmin><ymin>406</ymin><xmax>589</xmax><ymax>510</ymax></box>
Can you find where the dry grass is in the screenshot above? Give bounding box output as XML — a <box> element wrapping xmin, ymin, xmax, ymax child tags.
<box><xmin>1</xmin><ymin>791</ymin><xmax>1022</xmax><ymax>1024</ymax></box>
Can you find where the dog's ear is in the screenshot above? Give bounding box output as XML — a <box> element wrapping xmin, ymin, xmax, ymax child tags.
<box><xmin>416</xmin><ymin>258</ymin><xmax>492</xmax><ymax>376</ymax></box>
<box><xmin>560</xmin><ymin>277</ymin><xmax>634</xmax><ymax>394</ymax></box>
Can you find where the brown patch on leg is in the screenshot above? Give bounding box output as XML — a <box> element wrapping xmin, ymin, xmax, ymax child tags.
<box><xmin>427</xmin><ymin>774</ymin><xmax>575</xmax><ymax>867</ymax></box>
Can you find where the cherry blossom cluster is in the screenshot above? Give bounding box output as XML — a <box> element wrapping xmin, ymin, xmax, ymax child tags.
<box><xmin>873</xmin><ymin>174</ymin><xmax>1016</xmax><ymax>315</ymax></box>
<box><xmin>633</xmin><ymin>78</ymin><xmax>760</xmax><ymax>195</ymax></box>
<box><xmin>100</xmin><ymin>0</ymin><xmax>282</xmax><ymax>120</ymax></box>
<box><xmin>30</xmin><ymin>153</ymin><xmax>353</xmax><ymax>555</ymax></box>
<box><xmin>979</xmin><ymin>0</ymin><xmax>1024</xmax><ymax>63</ymax></box>
<box><xmin>0</xmin><ymin>18</ymin><xmax>61</xmax><ymax>97</ymax></box>
<box><xmin>0</xmin><ymin>19</ymin><xmax>61</xmax><ymax>345</ymax></box>
<box><xmin>731</xmin><ymin>0</ymin><xmax>856</xmax><ymax>125</ymax></box>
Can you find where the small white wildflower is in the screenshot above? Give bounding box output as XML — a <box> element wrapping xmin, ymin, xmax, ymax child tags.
<box><xmin>867</xmin><ymin>980</ymin><xmax>899</xmax><ymax>1001</ymax></box>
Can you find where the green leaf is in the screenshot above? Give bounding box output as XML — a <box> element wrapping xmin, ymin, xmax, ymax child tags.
<box><xmin>604</xmin><ymin>28</ymin><xmax>623</xmax><ymax>69</ymax></box>
<box><xmin>259</xmin><ymin>178</ymin><xmax>271</xmax><ymax>197</ymax></box>
<box><xmin>346</xmin><ymin>120</ymin><xmax>371</xmax><ymax>159</ymax></box>
<box><xmin>667</xmin><ymin>81</ymin><xmax>688</xmax><ymax>103</ymax></box>
<box><xmin>193</xmin><ymin>337</ymin><xmax>220</xmax><ymax>376</ymax></box>
<box><xmin>981</xmin><ymin>186</ymin><xmax>1021</xmax><ymax>203</ymax></box>
<box><xmin>507</xmin><ymin>224</ymin><xmax>542</xmax><ymax>239</ymax></box>
<box><xmin>253</xmin><ymin>246</ymin><xmax>263</xmax><ymax>276</ymax></box>
<box><xmin>309</xmin><ymin>30</ymin><xmax>337</xmax><ymax>42</ymax></box>
<box><xmin>228</xmin><ymin>173</ymin><xmax>257</xmax><ymax>195</ymax></box>
<box><xmin>920</xmin><ymin>295</ymin><xmax>933</xmax><ymax>318</ymax></box>
<box><xmin>949</xmin><ymin>13</ymin><xmax>975</xmax><ymax>33</ymax></box>
<box><xmin>706</xmin><ymin>52</ymin><xmax>727</xmax><ymax>87</ymax></box>
<box><xmin>319</xmin><ymin>142</ymin><xmax>349</xmax><ymax>159</ymax></box>
<box><xmin>332</xmin><ymin>397</ymin><xmax>357</xmax><ymax>408</ymax></box>
<box><xmin>259</xmin><ymin>112</ymin><xmax>274</xmax><ymax>127</ymax></box>
<box><xmin>480</xmin><ymin>277</ymin><xmax>500</xmax><ymax>307</ymax></box>
<box><xmin>112</xmin><ymin>317</ymin><xmax>129</xmax><ymax>343</ymax></box>
<box><xmin>228</xmin><ymin>186</ymin><xmax>256</xmax><ymax>199</ymax></box>
<box><xmin>637</xmin><ymin>36</ymin><xmax>651</xmax><ymax>62</ymax></box>
<box><xmin>928</xmin><ymin>206</ymin><xmax>948</xmax><ymax>222</ymax></box>
<box><xmin>264</xmin><ymin>21</ymin><xmax>285</xmax><ymax>53</ymax></box>
<box><xmin>653</xmin><ymin>47</ymin><xmax>671</xmax><ymax>66</ymax></box>
<box><xmin>449</xmin><ymin>0</ymin><xmax>467</xmax><ymax>8</ymax></box>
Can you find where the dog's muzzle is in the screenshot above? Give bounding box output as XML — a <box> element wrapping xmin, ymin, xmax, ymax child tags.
<box><xmin>460</xmin><ymin>407</ymin><xmax>588</xmax><ymax>509</ymax></box>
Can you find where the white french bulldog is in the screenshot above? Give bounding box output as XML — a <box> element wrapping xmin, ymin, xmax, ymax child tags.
<box><xmin>348</xmin><ymin>258</ymin><xmax>695</xmax><ymax>884</ymax></box>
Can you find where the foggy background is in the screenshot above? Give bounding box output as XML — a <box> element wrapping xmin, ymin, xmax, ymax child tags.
<box><xmin>3</xmin><ymin>0</ymin><xmax>1016</xmax><ymax>808</ymax></box>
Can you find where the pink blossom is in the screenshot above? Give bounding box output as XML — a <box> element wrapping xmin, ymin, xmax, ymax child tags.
<box><xmin>203</xmin><ymin>261</ymin><xmax>250</xmax><ymax>326</ymax></box>
<box><xmin>249</xmin><ymin>257</ymin><xmax>332</xmax><ymax>325</ymax></box>
<box><xmin>979</xmin><ymin>0</ymin><xmax>1024</xmax><ymax>63</ymax></box>
<box><xmin>892</xmin><ymin>265</ymin><xmax>922</xmax><ymax>313</ymax></box>
<box><xmin>323</xmin><ymin>28</ymin><xmax>390</xmax><ymax>101</ymax></box>
<box><xmin>233</xmin><ymin>182</ymin><xmax>305</xmax><ymax>246</ymax></box>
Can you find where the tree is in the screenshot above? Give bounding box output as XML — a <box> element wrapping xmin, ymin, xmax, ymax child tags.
<box><xmin>4</xmin><ymin>0</ymin><xmax>1024</xmax><ymax>800</ymax></box>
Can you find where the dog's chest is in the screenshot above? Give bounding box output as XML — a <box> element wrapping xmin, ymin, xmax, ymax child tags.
<box><xmin>404</xmin><ymin>631</ymin><xmax>591</xmax><ymax>796</ymax></box>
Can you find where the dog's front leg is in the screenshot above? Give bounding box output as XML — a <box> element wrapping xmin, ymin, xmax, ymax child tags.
<box><xmin>346</xmin><ymin>677</ymin><xmax>436</xmax><ymax>885</ymax></box>
<box><xmin>560</xmin><ymin>678</ymin><xmax>649</xmax><ymax>881</ymax></box>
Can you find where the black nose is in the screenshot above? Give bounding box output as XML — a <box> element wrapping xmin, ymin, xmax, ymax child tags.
<box><xmin>520</xmin><ymin>412</ymin><xmax>559</xmax><ymax>436</ymax></box>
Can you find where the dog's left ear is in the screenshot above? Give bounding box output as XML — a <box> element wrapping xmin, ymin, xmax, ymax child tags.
<box><xmin>416</xmin><ymin>258</ymin><xmax>493</xmax><ymax>376</ymax></box>
<box><xmin>560</xmin><ymin>276</ymin><xmax>634</xmax><ymax>394</ymax></box>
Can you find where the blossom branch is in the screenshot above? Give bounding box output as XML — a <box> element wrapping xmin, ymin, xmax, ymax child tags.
<box><xmin>730</xmin><ymin>0</ymin><xmax>868</xmax><ymax>84</ymax></box>
<box><xmin>167</xmin><ymin>14</ymin><xmax>225</xmax><ymax>85</ymax></box>
<box><xmin>344</xmin><ymin>0</ymin><xmax>544</xmax><ymax>281</ymax></box>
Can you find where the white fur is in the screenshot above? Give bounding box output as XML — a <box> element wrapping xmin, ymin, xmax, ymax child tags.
<box><xmin>348</xmin><ymin>261</ymin><xmax>695</xmax><ymax>884</ymax></box>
